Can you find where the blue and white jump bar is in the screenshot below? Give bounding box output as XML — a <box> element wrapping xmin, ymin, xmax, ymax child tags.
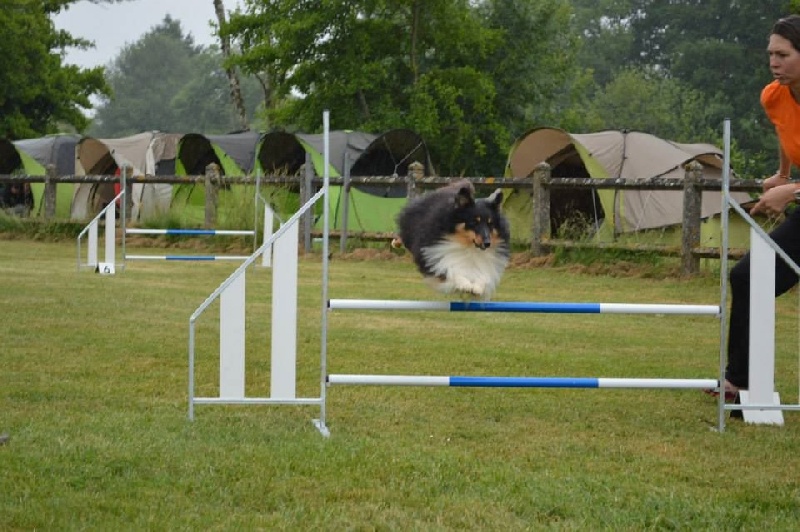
<box><xmin>328</xmin><ymin>299</ymin><xmax>720</xmax><ymax>315</ymax></box>
<box><xmin>328</xmin><ymin>374</ymin><xmax>719</xmax><ymax>389</ymax></box>
<box><xmin>125</xmin><ymin>254</ymin><xmax>250</xmax><ymax>261</ymax></box>
<box><xmin>126</xmin><ymin>228</ymin><xmax>254</xmax><ymax>236</ymax></box>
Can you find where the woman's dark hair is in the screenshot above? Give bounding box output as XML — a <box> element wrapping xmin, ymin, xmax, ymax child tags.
<box><xmin>772</xmin><ymin>15</ymin><xmax>800</xmax><ymax>52</ymax></box>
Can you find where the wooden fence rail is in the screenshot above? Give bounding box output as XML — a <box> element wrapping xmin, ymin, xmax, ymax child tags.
<box><xmin>1</xmin><ymin>161</ymin><xmax>763</xmax><ymax>275</ymax></box>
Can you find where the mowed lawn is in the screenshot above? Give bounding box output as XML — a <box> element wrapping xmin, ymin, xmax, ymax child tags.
<box><xmin>2</xmin><ymin>238</ymin><xmax>800</xmax><ymax>530</ymax></box>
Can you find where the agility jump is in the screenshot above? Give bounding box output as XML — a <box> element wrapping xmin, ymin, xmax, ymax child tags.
<box><xmin>187</xmin><ymin>116</ymin><xmax>797</xmax><ymax>434</ymax></box>
<box><xmin>77</xmin><ymin>170</ymin><xmax>277</xmax><ymax>270</ymax></box>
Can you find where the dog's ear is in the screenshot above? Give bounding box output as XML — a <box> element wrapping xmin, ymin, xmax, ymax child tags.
<box><xmin>454</xmin><ymin>185</ymin><xmax>475</xmax><ymax>208</ymax></box>
<box><xmin>486</xmin><ymin>188</ymin><xmax>504</xmax><ymax>209</ymax></box>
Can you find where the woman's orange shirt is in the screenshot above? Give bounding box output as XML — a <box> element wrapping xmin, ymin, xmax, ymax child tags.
<box><xmin>762</xmin><ymin>80</ymin><xmax>800</xmax><ymax>167</ymax></box>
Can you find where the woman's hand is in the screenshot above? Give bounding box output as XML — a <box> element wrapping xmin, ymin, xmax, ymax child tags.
<box><xmin>751</xmin><ymin>182</ymin><xmax>797</xmax><ymax>216</ymax></box>
<box><xmin>763</xmin><ymin>173</ymin><xmax>790</xmax><ymax>191</ymax></box>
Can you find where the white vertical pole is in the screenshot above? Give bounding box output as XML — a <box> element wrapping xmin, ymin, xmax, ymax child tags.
<box><xmin>262</xmin><ymin>204</ymin><xmax>274</xmax><ymax>268</ymax></box>
<box><xmin>271</xmin><ymin>221</ymin><xmax>298</xmax><ymax>399</ymax></box>
<box><xmin>105</xmin><ymin>201</ymin><xmax>116</xmax><ymax>265</ymax></box>
<box><xmin>88</xmin><ymin>220</ymin><xmax>98</xmax><ymax>268</ymax></box>
<box><xmin>741</xmin><ymin>228</ymin><xmax>783</xmax><ymax>424</ymax></box>
<box><xmin>220</xmin><ymin>272</ymin><xmax>246</xmax><ymax>398</ymax></box>
<box><xmin>314</xmin><ymin>109</ymin><xmax>331</xmax><ymax>436</ymax></box>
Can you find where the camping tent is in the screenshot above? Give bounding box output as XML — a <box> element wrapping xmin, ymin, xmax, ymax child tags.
<box><xmin>175</xmin><ymin>131</ymin><xmax>259</xmax><ymax>176</ymax></box>
<box><xmin>72</xmin><ymin>132</ymin><xmax>183</xmax><ymax>220</ymax></box>
<box><xmin>0</xmin><ymin>139</ymin><xmax>39</xmax><ymax>213</ymax></box>
<box><xmin>255</xmin><ymin>129</ymin><xmax>433</xmax><ymax>233</ymax></box>
<box><xmin>504</xmin><ymin>128</ymin><xmax>751</xmax><ymax>242</ymax></box>
<box><xmin>14</xmin><ymin>134</ymin><xmax>80</xmax><ymax>218</ymax></box>
<box><xmin>172</xmin><ymin>131</ymin><xmax>260</xmax><ymax>223</ymax></box>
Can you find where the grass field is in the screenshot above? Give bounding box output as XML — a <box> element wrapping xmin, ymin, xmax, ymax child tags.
<box><xmin>2</xmin><ymin>238</ymin><xmax>800</xmax><ymax>530</ymax></box>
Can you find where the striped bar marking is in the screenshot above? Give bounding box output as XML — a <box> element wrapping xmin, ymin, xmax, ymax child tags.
<box><xmin>328</xmin><ymin>374</ymin><xmax>719</xmax><ymax>389</ymax></box>
<box><xmin>328</xmin><ymin>299</ymin><xmax>720</xmax><ymax>316</ymax></box>
<box><xmin>126</xmin><ymin>254</ymin><xmax>250</xmax><ymax>261</ymax></box>
<box><xmin>126</xmin><ymin>228</ymin><xmax>254</xmax><ymax>236</ymax></box>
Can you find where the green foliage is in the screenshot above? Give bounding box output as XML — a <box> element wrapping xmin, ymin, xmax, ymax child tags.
<box><xmin>0</xmin><ymin>210</ymin><xmax>82</xmax><ymax>239</ymax></box>
<box><xmin>570</xmin><ymin>0</ymin><xmax>794</xmax><ymax>178</ymax></box>
<box><xmin>227</xmin><ymin>0</ymin><xmax>578</xmax><ymax>175</ymax></box>
<box><xmin>90</xmin><ymin>16</ymin><xmax>263</xmax><ymax>137</ymax></box>
<box><xmin>0</xmin><ymin>1</ymin><xmax>109</xmax><ymax>138</ymax></box>
<box><xmin>587</xmin><ymin>67</ymin><xmax>717</xmax><ymax>141</ymax></box>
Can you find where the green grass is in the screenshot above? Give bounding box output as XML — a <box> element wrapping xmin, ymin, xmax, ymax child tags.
<box><xmin>2</xmin><ymin>239</ymin><xmax>800</xmax><ymax>530</ymax></box>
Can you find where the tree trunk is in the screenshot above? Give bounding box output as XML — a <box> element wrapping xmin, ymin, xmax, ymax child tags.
<box><xmin>410</xmin><ymin>1</ymin><xmax>420</xmax><ymax>83</ymax></box>
<box><xmin>213</xmin><ymin>0</ymin><xmax>248</xmax><ymax>131</ymax></box>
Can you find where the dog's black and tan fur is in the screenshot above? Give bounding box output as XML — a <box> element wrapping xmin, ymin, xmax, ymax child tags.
<box><xmin>394</xmin><ymin>180</ymin><xmax>510</xmax><ymax>300</ymax></box>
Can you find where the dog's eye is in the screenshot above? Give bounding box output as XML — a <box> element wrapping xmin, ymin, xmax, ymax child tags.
<box><xmin>475</xmin><ymin>216</ymin><xmax>481</xmax><ymax>223</ymax></box>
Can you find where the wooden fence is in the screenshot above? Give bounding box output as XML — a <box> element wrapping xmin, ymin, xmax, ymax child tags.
<box><xmin>0</xmin><ymin>161</ymin><xmax>763</xmax><ymax>275</ymax></box>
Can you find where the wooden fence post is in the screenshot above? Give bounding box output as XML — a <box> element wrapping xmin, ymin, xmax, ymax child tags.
<box><xmin>44</xmin><ymin>164</ymin><xmax>57</xmax><ymax>220</ymax></box>
<box><xmin>406</xmin><ymin>161</ymin><xmax>423</xmax><ymax>199</ymax></box>
<box><xmin>123</xmin><ymin>165</ymin><xmax>133</xmax><ymax>222</ymax></box>
<box><xmin>531</xmin><ymin>162</ymin><xmax>551</xmax><ymax>256</ymax></box>
<box><xmin>205</xmin><ymin>163</ymin><xmax>219</xmax><ymax>228</ymax></box>
<box><xmin>681</xmin><ymin>161</ymin><xmax>702</xmax><ymax>276</ymax></box>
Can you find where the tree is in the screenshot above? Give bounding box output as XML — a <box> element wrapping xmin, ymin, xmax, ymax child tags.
<box><xmin>570</xmin><ymin>0</ymin><xmax>793</xmax><ymax>178</ymax></box>
<box><xmin>625</xmin><ymin>0</ymin><xmax>787</xmax><ymax>176</ymax></box>
<box><xmin>213</xmin><ymin>0</ymin><xmax>248</xmax><ymax>130</ymax></box>
<box><xmin>0</xmin><ymin>1</ymin><xmax>110</xmax><ymax>139</ymax></box>
<box><xmin>226</xmin><ymin>0</ymin><xmax>581</xmax><ymax>175</ymax></box>
<box><xmin>89</xmin><ymin>16</ymin><xmax>262</xmax><ymax>137</ymax></box>
<box><xmin>588</xmin><ymin>67</ymin><xmax>717</xmax><ymax>142</ymax></box>
<box><xmin>569</xmin><ymin>0</ymin><xmax>637</xmax><ymax>88</ymax></box>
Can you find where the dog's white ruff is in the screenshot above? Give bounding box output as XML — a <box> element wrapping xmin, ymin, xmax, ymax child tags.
<box><xmin>421</xmin><ymin>239</ymin><xmax>508</xmax><ymax>299</ymax></box>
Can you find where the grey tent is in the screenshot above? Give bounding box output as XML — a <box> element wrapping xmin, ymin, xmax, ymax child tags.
<box><xmin>176</xmin><ymin>131</ymin><xmax>260</xmax><ymax>176</ymax></box>
<box><xmin>13</xmin><ymin>134</ymin><xmax>80</xmax><ymax>218</ymax></box>
<box><xmin>72</xmin><ymin>132</ymin><xmax>182</xmax><ymax>220</ymax></box>
<box><xmin>505</xmin><ymin>128</ymin><xmax>751</xmax><ymax>241</ymax></box>
<box><xmin>255</xmin><ymin>129</ymin><xmax>433</xmax><ymax>232</ymax></box>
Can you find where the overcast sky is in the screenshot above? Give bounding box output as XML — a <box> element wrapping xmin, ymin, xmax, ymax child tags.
<box><xmin>54</xmin><ymin>0</ymin><xmax>244</xmax><ymax>69</ymax></box>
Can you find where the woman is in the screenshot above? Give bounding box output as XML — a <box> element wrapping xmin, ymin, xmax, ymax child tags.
<box><xmin>722</xmin><ymin>14</ymin><xmax>800</xmax><ymax>398</ymax></box>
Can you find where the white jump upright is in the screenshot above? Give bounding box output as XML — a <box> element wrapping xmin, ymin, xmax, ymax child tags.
<box><xmin>76</xmin><ymin>191</ymin><xmax>122</xmax><ymax>274</ymax></box>
<box><xmin>720</xmin><ymin>117</ymin><xmax>800</xmax><ymax>426</ymax></box>
<box><xmin>270</xmin><ymin>220</ymin><xmax>299</xmax><ymax>398</ymax></box>
<box><xmin>187</xmin><ymin>110</ymin><xmax>333</xmax><ymax>437</ymax></box>
<box><xmin>188</xmin><ymin>190</ymin><xmax>325</xmax><ymax>418</ymax></box>
<box><xmin>213</xmin><ymin>214</ymin><xmax>300</xmax><ymax>400</ymax></box>
<box><xmin>737</xmin><ymin>229</ymin><xmax>783</xmax><ymax>424</ymax></box>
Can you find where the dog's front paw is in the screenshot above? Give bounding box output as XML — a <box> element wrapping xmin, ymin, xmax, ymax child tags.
<box><xmin>453</xmin><ymin>276</ymin><xmax>485</xmax><ymax>298</ymax></box>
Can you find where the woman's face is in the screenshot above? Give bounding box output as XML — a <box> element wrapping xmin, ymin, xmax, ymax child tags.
<box><xmin>768</xmin><ymin>34</ymin><xmax>800</xmax><ymax>86</ymax></box>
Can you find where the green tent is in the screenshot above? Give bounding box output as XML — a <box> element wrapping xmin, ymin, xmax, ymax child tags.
<box><xmin>173</xmin><ymin>131</ymin><xmax>260</xmax><ymax>224</ymax></box>
<box><xmin>13</xmin><ymin>134</ymin><xmax>80</xmax><ymax>218</ymax></box>
<box><xmin>504</xmin><ymin>127</ymin><xmax>754</xmax><ymax>247</ymax></box>
<box><xmin>0</xmin><ymin>139</ymin><xmax>39</xmax><ymax>214</ymax></box>
<box><xmin>255</xmin><ymin>129</ymin><xmax>433</xmax><ymax>233</ymax></box>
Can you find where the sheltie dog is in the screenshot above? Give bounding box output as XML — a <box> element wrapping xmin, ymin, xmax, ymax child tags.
<box><xmin>393</xmin><ymin>180</ymin><xmax>510</xmax><ymax>300</ymax></box>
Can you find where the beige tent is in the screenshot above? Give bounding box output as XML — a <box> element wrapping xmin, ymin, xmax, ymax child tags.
<box><xmin>71</xmin><ymin>132</ymin><xmax>183</xmax><ymax>220</ymax></box>
<box><xmin>505</xmin><ymin>128</ymin><xmax>750</xmax><ymax>236</ymax></box>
